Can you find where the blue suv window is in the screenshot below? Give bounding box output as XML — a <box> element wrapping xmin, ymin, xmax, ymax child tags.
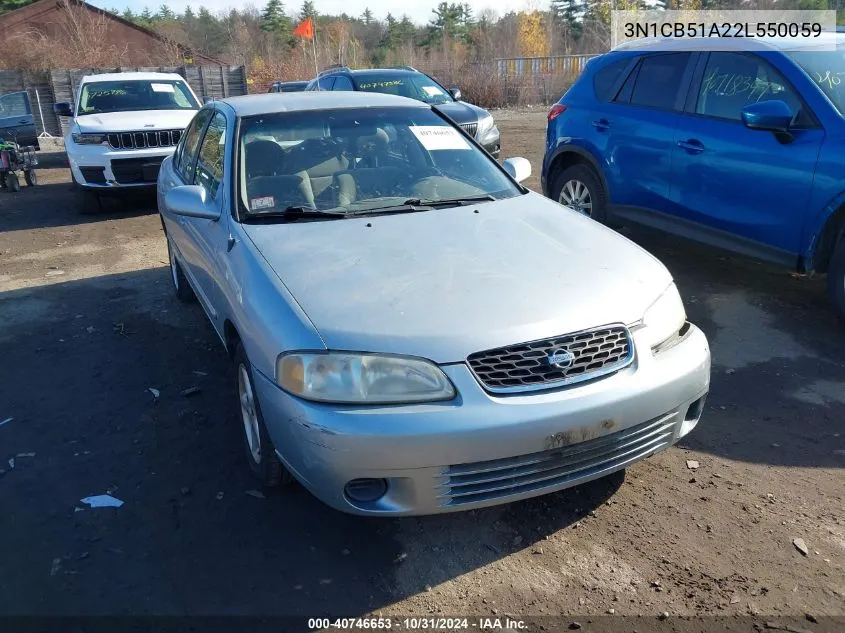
<box><xmin>593</xmin><ymin>58</ymin><xmax>631</xmax><ymax>101</ymax></box>
<box><xmin>696</xmin><ymin>52</ymin><xmax>805</xmax><ymax>123</ymax></box>
<box><xmin>629</xmin><ymin>53</ymin><xmax>691</xmax><ymax>110</ymax></box>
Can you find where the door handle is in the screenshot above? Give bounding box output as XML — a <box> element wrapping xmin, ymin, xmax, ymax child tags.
<box><xmin>591</xmin><ymin>118</ymin><xmax>610</xmax><ymax>131</ymax></box>
<box><xmin>677</xmin><ymin>139</ymin><xmax>705</xmax><ymax>153</ymax></box>
<box><xmin>18</xmin><ymin>119</ymin><xmax>29</xmax><ymax>124</ymax></box>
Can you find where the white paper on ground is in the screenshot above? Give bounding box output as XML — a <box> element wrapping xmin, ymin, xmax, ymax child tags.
<box><xmin>409</xmin><ymin>126</ymin><xmax>470</xmax><ymax>151</ymax></box>
<box><xmin>151</xmin><ymin>83</ymin><xmax>175</xmax><ymax>93</ymax></box>
<box><xmin>80</xmin><ymin>494</ymin><xmax>124</xmax><ymax>508</ymax></box>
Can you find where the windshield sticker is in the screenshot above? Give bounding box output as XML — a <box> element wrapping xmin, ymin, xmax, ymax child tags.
<box><xmin>358</xmin><ymin>80</ymin><xmax>404</xmax><ymax>90</ymax></box>
<box><xmin>250</xmin><ymin>196</ymin><xmax>274</xmax><ymax>211</ymax></box>
<box><xmin>813</xmin><ymin>70</ymin><xmax>845</xmax><ymax>90</ymax></box>
<box><xmin>422</xmin><ymin>86</ymin><xmax>444</xmax><ymax>96</ymax></box>
<box><xmin>151</xmin><ymin>83</ymin><xmax>175</xmax><ymax>93</ymax></box>
<box><xmin>410</xmin><ymin>126</ymin><xmax>471</xmax><ymax>151</ymax></box>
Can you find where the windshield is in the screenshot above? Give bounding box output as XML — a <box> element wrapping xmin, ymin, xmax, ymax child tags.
<box><xmin>786</xmin><ymin>49</ymin><xmax>845</xmax><ymax>114</ymax></box>
<box><xmin>238</xmin><ymin>106</ymin><xmax>520</xmax><ymax>217</ymax></box>
<box><xmin>353</xmin><ymin>73</ymin><xmax>454</xmax><ymax>105</ymax></box>
<box><xmin>77</xmin><ymin>80</ymin><xmax>199</xmax><ymax>115</ymax></box>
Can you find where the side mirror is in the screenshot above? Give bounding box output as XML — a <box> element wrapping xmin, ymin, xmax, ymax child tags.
<box><xmin>741</xmin><ymin>100</ymin><xmax>793</xmax><ymax>134</ymax></box>
<box><xmin>53</xmin><ymin>102</ymin><xmax>73</xmax><ymax>117</ymax></box>
<box><xmin>164</xmin><ymin>185</ymin><xmax>221</xmax><ymax>220</ymax></box>
<box><xmin>202</xmin><ymin>96</ymin><xmax>215</xmax><ymax>104</ymax></box>
<box><xmin>448</xmin><ymin>85</ymin><xmax>462</xmax><ymax>101</ymax></box>
<box><xmin>503</xmin><ymin>157</ymin><xmax>532</xmax><ymax>184</ymax></box>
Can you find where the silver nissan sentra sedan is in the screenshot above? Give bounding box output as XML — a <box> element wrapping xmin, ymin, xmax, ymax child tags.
<box><xmin>157</xmin><ymin>91</ymin><xmax>711</xmax><ymax>516</ymax></box>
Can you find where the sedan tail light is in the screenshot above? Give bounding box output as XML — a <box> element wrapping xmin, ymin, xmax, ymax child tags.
<box><xmin>548</xmin><ymin>104</ymin><xmax>567</xmax><ymax>122</ymax></box>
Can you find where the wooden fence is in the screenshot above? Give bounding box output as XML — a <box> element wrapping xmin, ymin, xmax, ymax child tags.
<box><xmin>0</xmin><ymin>65</ymin><xmax>247</xmax><ymax>138</ymax></box>
<box><xmin>496</xmin><ymin>55</ymin><xmax>600</xmax><ymax>78</ymax></box>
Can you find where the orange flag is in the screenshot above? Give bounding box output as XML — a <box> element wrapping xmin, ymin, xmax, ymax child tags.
<box><xmin>293</xmin><ymin>18</ymin><xmax>314</xmax><ymax>39</ymax></box>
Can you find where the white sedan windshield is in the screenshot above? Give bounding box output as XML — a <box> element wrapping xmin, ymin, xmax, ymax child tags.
<box><xmin>238</xmin><ymin>107</ymin><xmax>519</xmax><ymax>215</ymax></box>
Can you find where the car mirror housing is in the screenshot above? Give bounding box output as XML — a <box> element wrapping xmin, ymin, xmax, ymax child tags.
<box><xmin>448</xmin><ymin>85</ymin><xmax>462</xmax><ymax>101</ymax></box>
<box><xmin>503</xmin><ymin>157</ymin><xmax>532</xmax><ymax>184</ymax></box>
<box><xmin>741</xmin><ymin>100</ymin><xmax>793</xmax><ymax>134</ymax></box>
<box><xmin>165</xmin><ymin>185</ymin><xmax>221</xmax><ymax>221</ymax></box>
<box><xmin>53</xmin><ymin>102</ymin><xmax>73</xmax><ymax>117</ymax></box>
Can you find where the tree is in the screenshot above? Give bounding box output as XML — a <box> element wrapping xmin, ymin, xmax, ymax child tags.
<box><xmin>551</xmin><ymin>0</ymin><xmax>583</xmax><ymax>38</ymax></box>
<box><xmin>299</xmin><ymin>0</ymin><xmax>316</xmax><ymax>22</ymax></box>
<box><xmin>157</xmin><ymin>4</ymin><xmax>176</xmax><ymax>21</ymax></box>
<box><xmin>0</xmin><ymin>0</ymin><xmax>36</xmax><ymax>15</ymax></box>
<box><xmin>121</xmin><ymin>8</ymin><xmax>135</xmax><ymax>21</ymax></box>
<box><xmin>361</xmin><ymin>7</ymin><xmax>373</xmax><ymax>24</ymax></box>
<box><xmin>261</xmin><ymin>0</ymin><xmax>291</xmax><ymax>37</ymax></box>
<box><xmin>517</xmin><ymin>10</ymin><xmax>549</xmax><ymax>57</ymax></box>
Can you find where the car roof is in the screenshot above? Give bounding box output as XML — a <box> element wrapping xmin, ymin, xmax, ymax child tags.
<box><xmin>612</xmin><ymin>32</ymin><xmax>845</xmax><ymax>53</ymax></box>
<box><xmin>219</xmin><ymin>91</ymin><xmax>428</xmax><ymax>117</ymax></box>
<box><xmin>80</xmin><ymin>72</ymin><xmax>185</xmax><ymax>83</ymax></box>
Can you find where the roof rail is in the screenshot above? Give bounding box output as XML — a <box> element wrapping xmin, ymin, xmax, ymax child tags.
<box><xmin>318</xmin><ymin>64</ymin><xmax>350</xmax><ymax>77</ymax></box>
<box><xmin>390</xmin><ymin>65</ymin><xmax>418</xmax><ymax>72</ymax></box>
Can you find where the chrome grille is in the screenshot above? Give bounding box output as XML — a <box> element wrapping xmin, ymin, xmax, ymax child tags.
<box><xmin>107</xmin><ymin>129</ymin><xmax>182</xmax><ymax>150</ymax></box>
<box><xmin>459</xmin><ymin>122</ymin><xmax>478</xmax><ymax>138</ymax></box>
<box><xmin>467</xmin><ymin>325</ymin><xmax>632</xmax><ymax>393</ymax></box>
<box><xmin>437</xmin><ymin>413</ymin><xmax>676</xmax><ymax>507</ymax></box>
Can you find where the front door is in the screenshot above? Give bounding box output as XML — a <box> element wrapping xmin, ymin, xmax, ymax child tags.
<box><xmin>0</xmin><ymin>91</ymin><xmax>38</xmax><ymax>148</ymax></box>
<box><xmin>669</xmin><ymin>52</ymin><xmax>824</xmax><ymax>259</ymax></box>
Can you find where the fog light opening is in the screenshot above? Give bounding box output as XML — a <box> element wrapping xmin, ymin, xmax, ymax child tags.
<box><xmin>344</xmin><ymin>478</ymin><xmax>388</xmax><ymax>503</ymax></box>
<box><xmin>685</xmin><ymin>394</ymin><xmax>706</xmax><ymax>422</ymax></box>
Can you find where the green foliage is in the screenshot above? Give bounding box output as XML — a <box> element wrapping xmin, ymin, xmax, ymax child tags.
<box><xmin>299</xmin><ymin>0</ymin><xmax>316</xmax><ymax>22</ymax></box>
<box><xmin>262</xmin><ymin>0</ymin><xmax>291</xmax><ymax>37</ymax></box>
<box><xmin>0</xmin><ymin>0</ymin><xmax>36</xmax><ymax>15</ymax></box>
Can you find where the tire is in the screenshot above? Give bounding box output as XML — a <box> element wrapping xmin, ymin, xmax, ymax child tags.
<box><xmin>166</xmin><ymin>237</ymin><xmax>196</xmax><ymax>303</ymax></box>
<box><xmin>826</xmin><ymin>236</ymin><xmax>845</xmax><ymax>323</ymax></box>
<box><xmin>77</xmin><ymin>189</ymin><xmax>101</xmax><ymax>215</ymax></box>
<box><xmin>5</xmin><ymin>172</ymin><xmax>20</xmax><ymax>193</ymax></box>
<box><xmin>551</xmin><ymin>163</ymin><xmax>607</xmax><ymax>223</ymax></box>
<box><xmin>24</xmin><ymin>169</ymin><xmax>37</xmax><ymax>187</ymax></box>
<box><xmin>233</xmin><ymin>342</ymin><xmax>292</xmax><ymax>487</ymax></box>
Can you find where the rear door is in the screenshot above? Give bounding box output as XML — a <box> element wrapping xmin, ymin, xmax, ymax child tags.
<box><xmin>603</xmin><ymin>52</ymin><xmax>696</xmax><ymax>217</ymax></box>
<box><xmin>0</xmin><ymin>91</ymin><xmax>37</xmax><ymax>148</ymax></box>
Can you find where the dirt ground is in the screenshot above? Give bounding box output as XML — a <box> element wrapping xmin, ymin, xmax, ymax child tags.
<box><xmin>0</xmin><ymin>112</ymin><xmax>843</xmax><ymax>629</ymax></box>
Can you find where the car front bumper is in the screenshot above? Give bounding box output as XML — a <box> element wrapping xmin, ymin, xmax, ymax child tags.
<box><xmin>253</xmin><ymin>324</ymin><xmax>710</xmax><ymax>516</ymax></box>
<box><xmin>67</xmin><ymin>141</ymin><xmax>175</xmax><ymax>190</ymax></box>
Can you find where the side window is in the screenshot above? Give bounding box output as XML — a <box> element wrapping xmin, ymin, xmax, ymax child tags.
<box><xmin>317</xmin><ymin>76</ymin><xmax>335</xmax><ymax>91</ymax></box>
<box><xmin>176</xmin><ymin>108</ymin><xmax>212</xmax><ymax>183</ymax></box>
<box><xmin>630</xmin><ymin>53</ymin><xmax>691</xmax><ymax>110</ymax></box>
<box><xmin>696</xmin><ymin>52</ymin><xmax>807</xmax><ymax>123</ymax></box>
<box><xmin>593</xmin><ymin>58</ymin><xmax>631</xmax><ymax>102</ymax></box>
<box><xmin>0</xmin><ymin>92</ymin><xmax>29</xmax><ymax>117</ymax></box>
<box><xmin>332</xmin><ymin>76</ymin><xmax>354</xmax><ymax>91</ymax></box>
<box><xmin>194</xmin><ymin>112</ymin><xmax>227</xmax><ymax>200</ymax></box>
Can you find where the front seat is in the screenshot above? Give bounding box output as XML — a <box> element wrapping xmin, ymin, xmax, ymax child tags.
<box><xmin>244</xmin><ymin>139</ymin><xmax>286</xmax><ymax>178</ymax></box>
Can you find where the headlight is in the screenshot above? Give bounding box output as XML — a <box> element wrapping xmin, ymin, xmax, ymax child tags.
<box><xmin>276</xmin><ymin>352</ymin><xmax>456</xmax><ymax>404</ymax></box>
<box><xmin>71</xmin><ymin>133</ymin><xmax>107</xmax><ymax>145</ymax></box>
<box><xmin>476</xmin><ymin>115</ymin><xmax>496</xmax><ymax>138</ymax></box>
<box><xmin>642</xmin><ymin>283</ymin><xmax>686</xmax><ymax>350</ymax></box>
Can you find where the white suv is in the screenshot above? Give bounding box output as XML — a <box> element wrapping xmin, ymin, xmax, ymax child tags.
<box><xmin>54</xmin><ymin>72</ymin><xmax>200</xmax><ymax>213</ymax></box>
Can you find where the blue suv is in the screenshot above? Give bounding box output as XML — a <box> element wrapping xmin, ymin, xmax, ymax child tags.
<box><xmin>542</xmin><ymin>36</ymin><xmax>845</xmax><ymax>320</ymax></box>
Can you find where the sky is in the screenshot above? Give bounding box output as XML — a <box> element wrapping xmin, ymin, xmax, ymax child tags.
<box><xmin>88</xmin><ymin>0</ymin><xmax>541</xmax><ymax>25</ymax></box>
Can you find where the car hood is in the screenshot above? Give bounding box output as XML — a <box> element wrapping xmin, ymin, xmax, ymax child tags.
<box><xmin>435</xmin><ymin>101</ymin><xmax>488</xmax><ymax>126</ymax></box>
<box><xmin>243</xmin><ymin>193</ymin><xmax>673</xmax><ymax>363</ymax></box>
<box><xmin>75</xmin><ymin>109</ymin><xmax>198</xmax><ymax>133</ymax></box>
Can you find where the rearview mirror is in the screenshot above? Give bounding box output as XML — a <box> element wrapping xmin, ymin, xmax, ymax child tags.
<box><xmin>503</xmin><ymin>157</ymin><xmax>531</xmax><ymax>184</ymax></box>
<box><xmin>53</xmin><ymin>102</ymin><xmax>73</xmax><ymax>117</ymax></box>
<box><xmin>741</xmin><ymin>100</ymin><xmax>793</xmax><ymax>134</ymax></box>
<box><xmin>448</xmin><ymin>85</ymin><xmax>462</xmax><ymax>101</ymax></box>
<box><xmin>164</xmin><ymin>185</ymin><xmax>221</xmax><ymax>220</ymax></box>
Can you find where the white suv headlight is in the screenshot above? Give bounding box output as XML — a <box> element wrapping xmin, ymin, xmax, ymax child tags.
<box><xmin>276</xmin><ymin>352</ymin><xmax>456</xmax><ymax>404</ymax></box>
<box><xmin>642</xmin><ymin>283</ymin><xmax>686</xmax><ymax>350</ymax></box>
<box><xmin>71</xmin><ymin>133</ymin><xmax>107</xmax><ymax>145</ymax></box>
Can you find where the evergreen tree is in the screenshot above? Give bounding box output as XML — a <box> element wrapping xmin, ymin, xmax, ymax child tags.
<box><xmin>121</xmin><ymin>7</ymin><xmax>135</xmax><ymax>20</ymax></box>
<box><xmin>551</xmin><ymin>0</ymin><xmax>583</xmax><ymax>38</ymax></box>
<box><xmin>261</xmin><ymin>0</ymin><xmax>291</xmax><ymax>37</ymax></box>
<box><xmin>361</xmin><ymin>7</ymin><xmax>373</xmax><ymax>24</ymax></box>
<box><xmin>299</xmin><ymin>0</ymin><xmax>317</xmax><ymax>22</ymax></box>
<box><xmin>157</xmin><ymin>4</ymin><xmax>176</xmax><ymax>21</ymax></box>
<box><xmin>0</xmin><ymin>0</ymin><xmax>36</xmax><ymax>15</ymax></box>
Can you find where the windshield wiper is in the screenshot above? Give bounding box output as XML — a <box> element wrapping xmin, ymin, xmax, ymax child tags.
<box><xmin>401</xmin><ymin>194</ymin><xmax>497</xmax><ymax>208</ymax></box>
<box><xmin>242</xmin><ymin>206</ymin><xmax>346</xmax><ymax>223</ymax></box>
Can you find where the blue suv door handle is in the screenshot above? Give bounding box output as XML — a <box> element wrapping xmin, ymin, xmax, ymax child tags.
<box><xmin>591</xmin><ymin>119</ymin><xmax>610</xmax><ymax>131</ymax></box>
<box><xmin>677</xmin><ymin>139</ymin><xmax>705</xmax><ymax>153</ymax></box>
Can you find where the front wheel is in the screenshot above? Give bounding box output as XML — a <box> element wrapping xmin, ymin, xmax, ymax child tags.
<box><xmin>5</xmin><ymin>172</ymin><xmax>20</xmax><ymax>192</ymax></box>
<box><xmin>166</xmin><ymin>237</ymin><xmax>195</xmax><ymax>303</ymax></box>
<box><xmin>233</xmin><ymin>342</ymin><xmax>292</xmax><ymax>487</ymax></box>
<box><xmin>24</xmin><ymin>169</ymin><xmax>37</xmax><ymax>187</ymax></box>
<box><xmin>826</xmin><ymin>236</ymin><xmax>845</xmax><ymax>323</ymax></box>
<box><xmin>551</xmin><ymin>164</ymin><xmax>607</xmax><ymax>223</ymax></box>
